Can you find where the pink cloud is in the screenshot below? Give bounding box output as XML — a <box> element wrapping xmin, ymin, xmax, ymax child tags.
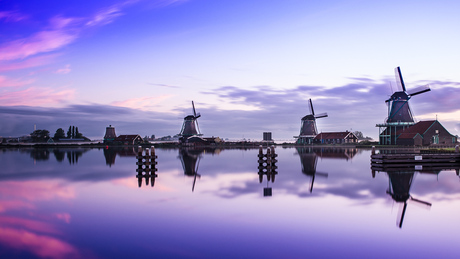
<box><xmin>0</xmin><ymin>54</ymin><xmax>59</xmax><ymax>72</ymax></box>
<box><xmin>55</xmin><ymin>64</ymin><xmax>71</xmax><ymax>74</ymax></box>
<box><xmin>0</xmin><ymin>87</ymin><xmax>76</xmax><ymax>106</ymax></box>
<box><xmin>0</xmin><ymin>75</ymin><xmax>34</xmax><ymax>88</ymax></box>
<box><xmin>111</xmin><ymin>95</ymin><xmax>173</xmax><ymax>110</ymax></box>
<box><xmin>0</xmin><ymin>30</ymin><xmax>78</xmax><ymax>61</ymax></box>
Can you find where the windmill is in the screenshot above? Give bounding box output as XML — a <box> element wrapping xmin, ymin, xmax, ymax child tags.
<box><xmin>385</xmin><ymin>67</ymin><xmax>431</xmax><ymax>123</ymax></box>
<box><xmin>377</xmin><ymin>67</ymin><xmax>431</xmax><ymax>145</ymax></box>
<box><xmin>179</xmin><ymin>101</ymin><xmax>202</xmax><ymax>139</ymax></box>
<box><xmin>296</xmin><ymin>99</ymin><xmax>328</xmax><ymax>144</ymax></box>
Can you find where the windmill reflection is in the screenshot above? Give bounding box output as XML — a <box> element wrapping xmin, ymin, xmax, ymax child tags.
<box><xmin>257</xmin><ymin>146</ymin><xmax>278</xmax><ymax>197</ymax></box>
<box><xmin>178</xmin><ymin>148</ymin><xmax>204</xmax><ymax>192</ymax></box>
<box><xmin>385</xmin><ymin>171</ymin><xmax>432</xmax><ymax>228</ymax></box>
<box><xmin>372</xmin><ymin>151</ymin><xmax>460</xmax><ymax>228</ymax></box>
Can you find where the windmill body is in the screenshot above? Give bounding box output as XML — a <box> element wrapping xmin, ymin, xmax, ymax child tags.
<box><xmin>295</xmin><ymin>99</ymin><xmax>327</xmax><ymax>144</ymax></box>
<box><xmin>179</xmin><ymin>101</ymin><xmax>202</xmax><ymax>140</ymax></box>
<box><xmin>376</xmin><ymin>67</ymin><xmax>431</xmax><ymax>145</ymax></box>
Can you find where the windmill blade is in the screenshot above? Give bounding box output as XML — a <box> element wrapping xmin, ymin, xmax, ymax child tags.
<box><xmin>308</xmin><ymin>99</ymin><xmax>315</xmax><ymax>115</ymax></box>
<box><xmin>409</xmin><ymin>196</ymin><xmax>432</xmax><ymax>208</ymax></box>
<box><xmin>315</xmin><ymin>112</ymin><xmax>328</xmax><ymax>119</ymax></box>
<box><xmin>395</xmin><ymin>66</ymin><xmax>406</xmax><ymax>92</ymax></box>
<box><xmin>192</xmin><ymin>101</ymin><xmax>197</xmax><ymax>117</ymax></box>
<box><xmin>407</xmin><ymin>84</ymin><xmax>431</xmax><ymax>97</ymax></box>
<box><xmin>315</xmin><ymin>171</ymin><xmax>328</xmax><ymax>178</ymax></box>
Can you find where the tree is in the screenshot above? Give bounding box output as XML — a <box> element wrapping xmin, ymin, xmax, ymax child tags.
<box><xmin>67</xmin><ymin>126</ymin><xmax>72</xmax><ymax>138</ymax></box>
<box><xmin>31</xmin><ymin>129</ymin><xmax>50</xmax><ymax>142</ymax></box>
<box><xmin>72</xmin><ymin>126</ymin><xmax>75</xmax><ymax>138</ymax></box>
<box><xmin>54</xmin><ymin>128</ymin><xmax>66</xmax><ymax>139</ymax></box>
<box><xmin>75</xmin><ymin>127</ymin><xmax>83</xmax><ymax>138</ymax></box>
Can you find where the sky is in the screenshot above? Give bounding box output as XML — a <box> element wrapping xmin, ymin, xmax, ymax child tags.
<box><xmin>1</xmin><ymin>0</ymin><xmax>460</xmax><ymax>140</ymax></box>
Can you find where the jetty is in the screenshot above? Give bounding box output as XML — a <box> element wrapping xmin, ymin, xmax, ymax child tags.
<box><xmin>370</xmin><ymin>146</ymin><xmax>460</xmax><ymax>172</ymax></box>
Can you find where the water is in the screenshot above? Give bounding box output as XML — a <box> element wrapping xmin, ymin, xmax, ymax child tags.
<box><xmin>0</xmin><ymin>146</ymin><xmax>459</xmax><ymax>259</ymax></box>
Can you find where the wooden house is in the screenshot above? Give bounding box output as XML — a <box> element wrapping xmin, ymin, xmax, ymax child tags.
<box><xmin>313</xmin><ymin>131</ymin><xmax>358</xmax><ymax>144</ymax></box>
<box><xmin>395</xmin><ymin>120</ymin><xmax>457</xmax><ymax>146</ymax></box>
<box><xmin>114</xmin><ymin>135</ymin><xmax>143</xmax><ymax>145</ymax></box>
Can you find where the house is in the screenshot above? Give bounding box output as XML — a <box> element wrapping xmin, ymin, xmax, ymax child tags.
<box><xmin>313</xmin><ymin>131</ymin><xmax>358</xmax><ymax>144</ymax></box>
<box><xmin>114</xmin><ymin>135</ymin><xmax>144</xmax><ymax>145</ymax></box>
<box><xmin>395</xmin><ymin>120</ymin><xmax>457</xmax><ymax>146</ymax></box>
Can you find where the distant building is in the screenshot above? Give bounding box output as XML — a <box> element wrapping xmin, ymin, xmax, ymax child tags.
<box><xmin>394</xmin><ymin>120</ymin><xmax>457</xmax><ymax>146</ymax></box>
<box><xmin>263</xmin><ymin>132</ymin><xmax>273</xmax><ymax>142</ymax></box>
<box><xmin>104</xmin><ymin>125</ymin><xmax>117</xmax><ymax>144</ymax></box>
<box><xmin>313</xmin><ymin>131</ymin><xmax>358</xmax><ymax>144</ymax></box>
<box><xmin>114</xmin><ymin>135</ymin><xmax>143</xmax><ymax>145</ymax></box>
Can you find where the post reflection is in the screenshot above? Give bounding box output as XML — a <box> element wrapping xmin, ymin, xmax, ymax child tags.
<box><xmin>257</xmin><ymin>146</ymin><xmax>278</xmax><ymax>197</ymax></box>
<box><xmin>136</xmin><ymin>147</ymin><xmax>158</xmax><ymax>188</ymax></box>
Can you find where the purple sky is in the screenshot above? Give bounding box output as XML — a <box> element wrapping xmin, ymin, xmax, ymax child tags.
<box><xmin>1</xmin><ymin>0</ymin><xmax>459</xmax><ymax>140</ymax></box>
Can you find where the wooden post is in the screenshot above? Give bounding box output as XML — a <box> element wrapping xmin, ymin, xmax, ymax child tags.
<box><xmin>372</xmin><ymin>146</ymin><xmax>375</xmax><ymax>155</ymax></box>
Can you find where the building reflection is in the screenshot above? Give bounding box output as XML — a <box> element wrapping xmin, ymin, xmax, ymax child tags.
<box><xmin>371</xmin><ymin>163</ymin><xmax>460</xmax><ymax>228</ymax></box>
<box><xmin>103</xmin><ymin>146</ymin><xmax>138</xmax><ymax>166</ymax></box>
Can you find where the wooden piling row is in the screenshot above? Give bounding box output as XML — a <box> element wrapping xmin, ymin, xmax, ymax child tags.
<box><xmin>258</xmin><ymin>145</ymin><xmax>278</xmax><ymax>183</ymax></box>
<box><xmin>136</xmin><ymin>146</ymin><xmax>158</xmax><ymax>187</ymax></box>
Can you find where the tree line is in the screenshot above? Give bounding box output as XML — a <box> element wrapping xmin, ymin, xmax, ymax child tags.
<box><xmin>30</xmin><ymin>126</ymin><xmax>88</xmax><ymax>142</ymax></box>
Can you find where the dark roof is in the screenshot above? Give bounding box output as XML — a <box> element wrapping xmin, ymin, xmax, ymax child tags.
<box><xmin>314</xmin><ymin>131</ymin><xmax>356</xmax><ymax>140</ymax></box>
<box><xmin>397</xmin><ymin>133</ymin><xmax>422</xmax><ymax>139</ymax></box>
<box><xmin>114</xmin><ymin>135</ymin><xmax>142</xmax><ymax>141</ymax></box>
<box><xmin>396</xmin><ymin>120</ymin><xmax>436</xmax><ymax>135</ymax></box>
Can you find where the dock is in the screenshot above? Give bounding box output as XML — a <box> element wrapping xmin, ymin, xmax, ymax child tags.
<box><xmin>370</xmin><ymin>146</ymin><xmax>460</xmax><ymax>172</ymax></box>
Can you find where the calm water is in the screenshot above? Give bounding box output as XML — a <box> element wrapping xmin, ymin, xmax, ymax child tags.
<box><xmin>1</xmin><ymin>146</ymin><xmax>460</xmax><ymax>259</ymax></box>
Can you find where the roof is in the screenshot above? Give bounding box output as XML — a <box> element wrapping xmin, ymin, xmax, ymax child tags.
<box><xmin>397</xmin><ymin>133</ymin><xmax>422</xmax><ymax>139</ymax></box>
<box><xmin>396</xmin><ymin>120</ymin><xmax>436</xmax><ymax>135</ymax></box>
<box><xmin>115</xmin><ymin>135</ymin><xmax>142</xmax><ymax>141</ymax></box>
<box><xmin>314</xmin><ymin>131</ymin><xmax>356</xmax><ymax>140</ymax></box>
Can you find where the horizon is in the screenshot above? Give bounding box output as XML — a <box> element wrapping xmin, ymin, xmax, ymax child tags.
<box><xmin>1</xmin><ymin>0</ymin><xmax>459</xmax><ymax>140</ymax></box>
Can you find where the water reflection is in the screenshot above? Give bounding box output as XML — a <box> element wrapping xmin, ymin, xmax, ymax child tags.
<box><xmin>257</xmin><ymin>146</ymin><xmax>278</xmax><ymax>196</ymax></box>
<box><xmin>26</xmin><ymin>148</ymin><xmax>89</xmax><ymax>164</ymax></box>
<box><xmin>136</xmin><ymin>147</ymin><xmax>158</xmax><ymax>188</ymax></box>
<box><xmin>372</xmin><ymin>162</ymin><xmax>460</xmax><ymax>228</ymax></box>
<box><xmin>103</xmin><ymin>146</ymin><xmax>137</xmax><ymax>166</ymax></box>
<box><xmin>296</xmin><ymin>147</ymin><xmax>328</xmax><ymax>193</ymax></box>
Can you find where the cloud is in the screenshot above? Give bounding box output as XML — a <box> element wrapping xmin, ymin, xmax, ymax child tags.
<box><xmin>55</xmin><ymin>64</ymin><xmax>71</xmax><ymax>74</ymax></box>
<box><xmin>0</xmin><ymin>11</ymin><xmax>27</xmax><ymax>22</ymax></box>
<box><xmin>0</xmin><ymin>76</ymin><xmax>34</xmax><ymax>88</ymax></box>
<box><xmin>0</xmin><ymin>87</ymin><xmax>75</xmax><ymax>106</ymax></box>
<box><xmin>0</xmin><ymin>28</ymin><xmax>78</xmax><ymax>61</ymax></box>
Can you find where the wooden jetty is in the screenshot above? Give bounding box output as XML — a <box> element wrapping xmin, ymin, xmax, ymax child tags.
<box><xmin>370</xmin><ymin>146</ymin><xmax>460</xmax><ymax>172</ymax></box>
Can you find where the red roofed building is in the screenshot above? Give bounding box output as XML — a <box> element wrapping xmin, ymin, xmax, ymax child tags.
<box><xmin>395</xmin><ymin>120</ymin><xmax>457</xmax><ymax>146</ymax></box>
<box><xmin>114</xmin><ymin>135</ymin><xmax>144</xmax><ymax>145</ymax></box>
<box><xmin>313</xmin><ymin>131</ymin><xmax>358</xmax><ymax>144</ymax></box>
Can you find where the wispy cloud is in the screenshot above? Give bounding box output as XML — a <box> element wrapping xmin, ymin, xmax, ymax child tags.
<box><xmin>0</xmin><ymin>11</ymin><xmax>27</xmax><ymax>22</ymax></box>
<box><xmin>55</xmin><ymin>64</ymin><xmax>71</xmax><ymax>74</ymax></box>
<box><xmin>0</xmin><ymin>87</ymin><xmax>75</xmax><ymax>106</ymax></box>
